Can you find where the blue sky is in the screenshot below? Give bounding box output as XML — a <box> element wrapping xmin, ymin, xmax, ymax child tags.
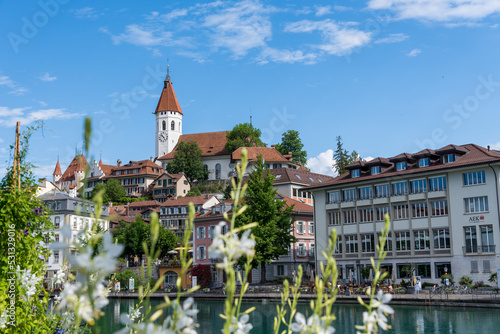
<box><xmin>1</xmin><ymin>0</ymin><xmax>500</xmax><ymax>179</ymax></box>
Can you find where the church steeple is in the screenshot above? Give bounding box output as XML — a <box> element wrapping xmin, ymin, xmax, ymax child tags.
<box><xmin>155</xmin><ymin>65</ymin><xmax>182</xmax><ymax>115</ymax></box>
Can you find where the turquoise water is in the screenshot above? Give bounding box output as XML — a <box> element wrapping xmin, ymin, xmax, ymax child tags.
<box><xmin>97</xmin><ymin>298</ymin><xmax>500</xmax><ymax>333</ymax></box>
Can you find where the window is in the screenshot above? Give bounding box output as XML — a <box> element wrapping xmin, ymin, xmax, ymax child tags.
<box><xmin>275</xmin><ymin>174</ymin><xmax>282</xmax><ymax>179</ymax></box>
<box><xmin>277</xmin><ymin>264</ymin><xmax>285</xmax><ymax>276</ymax></box>
<box><xmin>171</xmin><ymin>121</ymin><xmax>175</xmax><ymax>130</ymax></box>
<box><xmin>392</xmin><ymin>182</ymin><xmax>408</xmax><ymax>196</ymax></box>
<box><xmin>481</xmin><ymin>225</ymin><xmax>495</xmax><ymax>252</ymax></box>
<box><xmin>54</xmin><ymin>251</ymin><xmax>59</xmax><ymax>263</ymax></box>
<box><xmin>361</xmin><ymin>234</ymin><xmax>375</xmax><ymax>253</ymax></box>
<box><xmin>396</xmin><ymin>162</ymin><xmax>406</xmax><ymax>171</ymax></box>
<box><xmin>464</xmin><ymin>226</ymin><xmax>478</xmax><ymax>253</ymax></box>
<box><xmin>376</xmin><ymin>207</ymin><xmax>390</xmax><ymax>221</ymax></box>
<box><xmin>345</xmin><ymin>235</ymin><xmax>358</xmax><ymax>254</ymax></box>
<box><xmin>296</xmin><ymin>221</ymin><xmax>305</xmax><ymax>234</ymax></box>
<box><xmin>414</xmin><ymin>230</ymin><xmax>430</xmax><ymax>250</ymax></box>
<box><xmin>395</xmin><ymin>231</ymin><xmax>411</xmax><ymax>251</ymax></box>
<box><xmin>415</xmin><ymin>263</ymin><xmax>432</xmax><ymax>278</ymax></box>
<box><xmin>197</xmin><ymin>227</ymin><xmax>206</xmax><ymax>239</ymax></box>
<box><xmin>419</xmin><ymin>158</ymin><xmax>429</xmax><ymax>167</ymax></box>
<box><xmin>429</xmin><ymin>176</ymin><xmax>447</xmax><ymax>191</ymax></box>
<box><xmin>335</xmin><ymin>236</ymin><xmax>343</xmax><ymax>254</ymax></box>
<box><xmin>464</xmin><ymin>171</ymin><xmax>486</xmax><ymax>186</ymax></box>
<box><xmin>443</xmin><ymin>154</ymin><xmax>454</xmax><ymax>164</ymax></box>
<box><xmin>375</xmin><ymin>184</ymin><xmax>390</xmax><ymax>197</ymax></box>
<box><xmin>215</xmin><ymin>164</ymin><xmax>221</xmax><ymax>180</ymax></box>
<box><xmin>274</xmin><ymin>164</ymin><xmax>282</xmax><ymax>169</ymax></box>
<box><xmin>344</xmin><ymin>209</ymin><xmax>357</xmax><ymax>224</ymax></box>
<box><xmin>162</xmin><ymin>120</ymin><xmax>166</xmax><ymax>131</ymax></box>
<box><xmin>328</xmin><ymin>211</ymin><xmax>341</xmax><ymax>225</ymax></box>
<box><xmin>308</xmin><ymin>222</ymin><xmax>314</xmax><ymax>234</ymax></box>
<box><xmin>359</xmin><ymin>208</ymin><xmax>374</xmax><ymax>223</ymax></box>
<box><xmin>412</xmin><ymin>202</ymin><xmax>428</xmax><ymax>218</ymax></box>
<box><xmin>434</xmin><ymin>229</ymin><xmax>450</xmax><ymax>249</ymax></box>
<box><xmin>393</xmin><ymin>204</ymin><xmax>408</xmax><ymax>220</ymax></box>
<box><xmin>431</xmin><ymin>200</ymin><xmax>448</xmax><ymax>216</ymax></box>
<box><xmin>464</xmin><ymin>196</ymin><xmax>489</xmax><ymax>213</ymax></box>
<box><xmin>435</xmin><ymin>263</ymin><xmax>451</xmax><ymax>278</ymax></box>
<box><xmin>351</xmin><ymin>169</ymin><xmax>360</xmax><ymax>178</ymax></box>
<box><xmin>55</xmin><ymin>234</ymin><xmax>59</xmax><ymax>242</ymax></box>
<box><xmin>309</xmin><ymin>243</ymin><xmax>315</xmax><ymax>256</ymax></box>
<box><xmin>55</xmin><ymin>216</ymin><xmax>60</xmax><ymax>228</ymax></box>
<box><xmin>343</xmin><ymin>189</ymin><xmax>356</xmax><ymax>201</ymax></box>
<box><xmin>197</xmin><ymin>246</ymin><xmax>206</xmax><ymax>260</ymax></box>
<box><xmin>209</xmin><ymin>226</ymin><xmax>216</xmax><ymax>239</ymax></box>
<box><xmin>359</xmin><ymin>186</ymin><xmax>373</xmax><ymax>200</ymax></box>
<box><xmin>411</xmin><ymin>179</ymin><xmax>427</xmax><ymax>193</ymax></box>
<box><xmin>371</xmin><ymin>166</ymin><xmax>381</xmax><ymax>175</ymax></box>
<box><xmin>378</xmin><ymin>232</ymin><xmax>393</xmax><ymax>251</ymax></box>
<box><xmin>327</xmin><ymin>191</ymin><xmax>341</xmax><ymax>204</ymax></box>
<box><xmin>297</xmin><ymin>243</ymin><xmax>307</xmax><ymax>257</ymax></box>
<box><xmin>165</xmin><ymin>271</ymin><xmax>178</xmax><ymax>285</ymax></box>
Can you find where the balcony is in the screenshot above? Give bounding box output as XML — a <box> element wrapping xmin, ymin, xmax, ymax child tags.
<box><xmin>463</xmin><ymin>245</ymin><xmax>496</xmax><ymax>255</ymax></box>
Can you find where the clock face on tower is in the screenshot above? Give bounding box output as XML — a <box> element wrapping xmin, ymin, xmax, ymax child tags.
<box><xmin>159</xmin><ymin>132</ymin><xmax>168</xmax><ymax>142</ymax></box>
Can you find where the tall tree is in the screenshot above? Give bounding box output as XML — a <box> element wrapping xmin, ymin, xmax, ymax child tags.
<box><xmin>166</xmin><ymin>141</ymin><xmax>208</xmax><ymax>181</ymax></box>
<box><xmin>333</xmin><ymin>136</ymin><xmax>361</xmax><ymax>176</ymax></box>
<box><xmin>113</xmin><ymin>216</ymin><xmax>148</xmax><ymax>264</ymax></box>
<box><xmin>235</xmin><ymin>155</ymin><xmax>296</xmax><ymax>283</ymax></box>
<box><xmin>275</xmin><ymin>130</ymin><xmax>307</xmax><ymax>166</ymax></box>
<box><xmin>225</xmin><ymin>123</ymin><xmax>265</xmax><ymax>152</ymax></box>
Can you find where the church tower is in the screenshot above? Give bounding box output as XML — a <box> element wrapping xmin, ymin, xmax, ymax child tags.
<box><xmin>155</xmin><ymin>66</ymin><xmax>183</xmax><ymax>158</ymax></box>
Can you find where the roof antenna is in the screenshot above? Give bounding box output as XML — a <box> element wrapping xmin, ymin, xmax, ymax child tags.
<box><xmin>250</xmin><ymin>109</ymin><xmax>252</xmax><ymax>126</ymax></box>
<box><xmin>164</xmin><ymin>60</ymin><xmax>170</xmax><ymax>88</ymax></box>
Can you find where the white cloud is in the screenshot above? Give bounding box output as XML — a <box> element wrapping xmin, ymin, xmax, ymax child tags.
<box><xmin>307</xmin><ymin>149</ymin><xmax>336</xmax><ymax>176</ymax></box>
<box><xmin>39</xmin><ymin>72</ymin><xmax>57</xmax><ymax>82</ymax></box>
<box><xmin>0</xmin><ymin>73</ymin><xmax>28</xmax><ymax>95</ymax></box>
<box><xmin>284</xmin><ymin>19</ymin><xmax>372</xmax><ymax>56</ymax></box>
<box><xmin>257</xmin><ymin>47</ymin><xmax>318</xmax><ymax>64</ymax></box>
<box><xmin>367</xmin><ymin>0</ymin><xmax>500</xmax><ymax>22</ymax></box>
<box><xmin>0</xmin><ymin>106</ymin><xmax>84</xmax><ymax>127</ymax></box>
<box><xmin>315</xmin><ymin>5</ymin><xmax>332</xmax><ymax>16</ymax></box>
<box><xmin>489</xmin><ymin>142</ymin><xmax>500</xmax><ymax>150</ymax></box>
<box><xmin>107</xmin><ymin>24</ymin><xmax>175</xmax><ymax>47</ymax></box>
<box><xmin>203</xmin><ymin>0</ymin><xmax>274</xmax><ymax>57</ymax></box>
<box><xmin>71</xmin><ymin>7</ymin><xmax>102</xmax><ymax>20</ymax></box>
<box><xmin>374</xmin><ymin>33</ymin><xmax>409</xmax><ymax>44</ymax></box>
<box><xmin>407</xmin><ymin>48</ymin><xmax>421</xmax><ymax>56</ymax></box>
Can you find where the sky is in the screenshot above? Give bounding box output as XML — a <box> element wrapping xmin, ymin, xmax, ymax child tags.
<box><xmin>1</xmin><ymin>0</ymin><xmax>500</xmax><ymax>180</ymax></box>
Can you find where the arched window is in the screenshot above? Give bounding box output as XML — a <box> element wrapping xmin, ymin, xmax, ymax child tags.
<box><xmin>171</xmin><ymin>121</ymin><xmax>175</xmax><ymax>130</ymax></box>
<box><xmin>164</xmin><ymin>271</ymin><xmax>178</xmax><ymax>286</ymax></box>
<box><xmin>215</xmin><ymin>163</ymin><xmax>221</xmax><ymax>180</ymax></box>
<box><xmin>162</xmin><ymin>121</ymin><xmax>166</xmax><ymax>131</ymax></box>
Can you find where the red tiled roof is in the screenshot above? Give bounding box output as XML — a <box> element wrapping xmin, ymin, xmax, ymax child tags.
<box><xmin>99</xmin><ymin>161</ymin><xmax>114</xmax><ymax>176</ymax></box>
<box><xmin>281</xmin><ymin>195</ymin><xmax>314</xmax><ymax>213</ymax></box>
<box><xmin>158</xmin><ymin>131</ymin><xmax>230</xmax><ymax>160</ymax></box>
<box><xmin>269</xmin><ymin>167</ymin><xmax>335</xmax><ymax>185</ymax></box>
<box><xmin>60</xmin><ymin>155</ymin><xmax>89</xmax><ymax>182</ymax></box>
<box><xmin>155</xmin><ymin>78</ymin><xmax>182</xmax><ymax>115</ymax></box>
<box><xmin>128</xmin><ymin>200</ymin><xmax>160</xmax><ymax>208</ymax></box>
<box><xmin>232</xmin><ymin>147</ymin><xmax>290</xmax><ymax>163</ymax></box>
<box><xmin>53</xmin><ymin>160</ymin><xmax>62</xmax><ymax>175</ymax></box>
<box><xmin>305</xmin><ymin>144</ymin><xmax>500</xmax><ymax>190</ymax></box>
<box><xmin>389</xmin><ymin>153</ymin><xmax>415</xmax><ymax>162</ymax></box>
<box><xmin>364</xmin><ymin>157</ymin><xmax>392</xmax><ymax>166</ymax></box>
<box><xmin>161</xmin><ymin>194</ymin><xmax>218</xmax><ymax>207</ymax></box>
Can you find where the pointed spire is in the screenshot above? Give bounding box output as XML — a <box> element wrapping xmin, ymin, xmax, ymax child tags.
<box><xmin>53</xmin><ymin>160</ymin><xmax>62</xmax><ymax>175</ymax></box>
<box><xmin>155</xmin><ymin>65</ymin><xmax>183</xmax><ymax>115</ymax></box>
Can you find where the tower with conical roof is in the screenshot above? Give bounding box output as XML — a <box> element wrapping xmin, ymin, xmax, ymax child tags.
<box><xmin>53</xmin><ymin>159</ymin><xmax>62</xmax><ymax>183</ymax></box>
<box><xmin>155</xmin><ymin>66</ymin><xmax>183</xmax><ymax>158</ymax></box>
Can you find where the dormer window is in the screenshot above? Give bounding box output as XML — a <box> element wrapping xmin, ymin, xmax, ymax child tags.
<box><xmin>352</xmin><ymin>169</ymin><xmax>360</xmax><ymax>178</ymax></box>
<box><xmin>396</xmin><ymin>162</ymin><xmax>406</xmax><ymax>171</ymax></box>
<box><xmin>443</xmin><ymin>154</ymin><xmax>454</xmax><ymax>164</ymax></box>
<box><xmin>419</xmin><ymin>158</ymin><xmax>429</xmax><ymax>168</ymax></box>
<box><xmin>371</xmin><ymin>166</ymin><xmax>381</xmax><ymax>175</ymax></box>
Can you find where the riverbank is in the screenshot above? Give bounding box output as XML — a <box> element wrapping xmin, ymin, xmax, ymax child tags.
<box><xmin>105</xmin><ymin>290</ymin><xmax>500</xmax><ymax>308</ymax></box>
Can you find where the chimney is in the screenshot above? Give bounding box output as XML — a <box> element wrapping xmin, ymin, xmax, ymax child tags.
<box><xmin>271</xmin><ymin>144</ymin><xmax>275</xmax><ymax>148</ymax></box>
<box><xmin>150</xmin><ymin>156</ymin><xmax>153</xmax><ymax>162</ymax></box>
<box><xmin>488</xmin><ymin>145</ymin><xmax>491</xmax><ymax>151</ymax></box>
<box><xmin>117</xmin><ymin>159</ymin><xmax>122</xmax><ymax>167</ymax></box>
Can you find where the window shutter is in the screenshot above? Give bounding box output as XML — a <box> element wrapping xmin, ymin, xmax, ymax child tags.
<box><xmin>196</xmin><ymin>228</ymin><xmax>200</xmax><ymax>239</ymax></box>
<box><xmin>484</xmin><ymin>260</ymin><xmax>491</xmax><ymax>272</ymax></box>
<box><xmin>283</xmin><ymin>265</ymin><xmax>288</xmax><ymax>277</ymax></box>
<box><xmin>274</xmin><ymin>265</ymin><xmax>278</xmax><ymax>276</ymax></box>
<box><xmin>197</xmin><ymin>247</ymin><xmax>200</xmax><ymax>260</ymax></box>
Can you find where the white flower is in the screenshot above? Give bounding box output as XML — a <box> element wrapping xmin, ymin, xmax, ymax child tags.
<box><xmin>0</xmin><ymin>310</ymin><xmax>8</xmax><ymax>329</ymax></box>
<box><xmin>291</xmin><ymin>313</ymin><xmax>335</xmax><ymax>334</ymax></box>
<box><xmin>208</xmin><ymin>222</ymin><xmax>255</xmax><ymax>270</ymax></box>
<box><xmin>54</xmin><ymin>266</ymin><xmax>67</xmax><ymax>285</ymax></box>
<box><xmin>356</xmin><ymin>291</ymin><xmax>393</xmax><ymax>333</ymax></box>
<box><xmin>18</xmin><ymin>269</ymin><xmax>43</xmax><ymax>301</ymax></box>
<box><xmin>162</xmin><ymin>297</ymin><xmax>198</xmax><ymax>333</ymax></box>
<box><xmin>230</xmin><ymin>314</ymin><xmax>253</xmax><ymax>334</ymax></box>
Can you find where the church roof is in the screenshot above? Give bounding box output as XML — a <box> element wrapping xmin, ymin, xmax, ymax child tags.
<box><xmin>60</xmin><ymin>155</ymin><xmax>89</xmax><ymax>182</ymax></box>
<box><xmin>158</xmin><ymin>131</ymin><xmax>230</xmax><ymax>160</ymax></box>
<box><xmin>155</xmin><ymin>77</ymin><xmax>182</xmax><ymax>115</ymax></box>
<box><xmin>53</xmin><ymin>160</ymin><xmax>62</xmax><ymax>175</ymax></box>
<box><xmin>231</xmin><ymin>147</ymin><xmax>291</xmax><ymax>163</ymax></box>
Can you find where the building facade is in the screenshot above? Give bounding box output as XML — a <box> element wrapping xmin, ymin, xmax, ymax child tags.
<box><xmin>151</xmin><ymin>172</ymin><xmax>191</xmax><ymax>202</ymax></box>
<box><xmin>309</xmin><ymin>144</ymin><xmax>500</xmax><ymax>285</ymax></box>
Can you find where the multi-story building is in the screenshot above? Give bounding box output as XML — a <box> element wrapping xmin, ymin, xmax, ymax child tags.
<box><xmin>309</xmin><ymin>144</ymin><xmax>500</xmax><ymax>285</ymax></box>
<box><xmin>52</xmin><ymin>155</ymin><xmax>89</xmax><ymax>196</ymax></box>
<box><xmin>108</xmin><ymin>159</ymin><xmax>163</xmax><ymax>197</ymax></box>
<box><xmin>39</xmin><ymin>191</ymin><xmax>110</xmax><ymax>281</ymax></box>
<box><xmin>151</xmin><ymin>172</ymin><xmax>191</xmax><ymax>202</ymax></box>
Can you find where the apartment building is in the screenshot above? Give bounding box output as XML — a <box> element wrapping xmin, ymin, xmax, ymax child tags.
<box><xmin>308</xmin><ymin>144</ymin><xmax>500</xmax><ymax>284</ymax></box>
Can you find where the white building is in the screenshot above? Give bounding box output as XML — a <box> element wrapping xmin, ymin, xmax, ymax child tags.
<box><xmin>309</xmin><ymin>144</ymin><xmax>500</xmax><ymax>285</ymax></box>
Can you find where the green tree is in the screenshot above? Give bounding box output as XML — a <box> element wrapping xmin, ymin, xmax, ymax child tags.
<box><xmin>235</xmin><ymin>155</ymin><xmax>296</xmax><ymax>283</ymax></box>
<box><xmin>275</xmin><ymin>130</ymin><xmax>307</xmax><ymax>166</ymax></box>
<box><xmin>90</xmin><ymin>182</ymin><xmax>109</xmax><ymax>203</ymax></box>
<box><xmin>145</xmin><ymin>224</ymin><xmax>178</xmax><ymax>259</ymax></box>
<box><xmin>105</xmin><ymin>178</ymin><xmax>127</xmax><ymax>203</ymax></box>
<box><xmin>185</xmin><ymin>187</ymin><xmax>202</xmax><ymax>197</ymax></box>
<box><xmin>113</xmin><ymin>216</ymin><xmax>148</xmax><ymax>264</ymax></box>
<box><xmin>166</xmin><ymin>141</ymin><xmax>207</xmax><ymax>181</ymax></box>
<box><xmin>332</xmin><ymin>136</ymin><xmax>361</xmax><ymax>176</ymax></box>
<box><xmin>225</xmin><ymin>123</ymin><xmax>265</xmax><ymax>152</ymax></box>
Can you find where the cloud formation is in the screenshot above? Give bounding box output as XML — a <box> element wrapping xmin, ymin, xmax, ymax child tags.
<box><xmin>374</xmin><ymin>33</ymin><xmax>409</xmax><ymax>44</ymax></box>
<box><xmin>39</xmin><ymin>73</ymin><xmax>57</xmax><ymax>82</ymax></box>
<box><xmin>407</xmin><ymin>48</ymin><xmax>421</xmax><ymax>56</ymax></box>
<box><xmin>0</xmin><ymin>106</ymin><xmax>84</xmax><ymax>127</ymax></box>
<box><xmin>307</xmin><ymin>149</ymin><xmax>336</xmax><ymax>176</ymax></box>
<box><xmin>0</xmin><ymin>73</ymin><xmax>28</xmax><ymax>95</ymax></box>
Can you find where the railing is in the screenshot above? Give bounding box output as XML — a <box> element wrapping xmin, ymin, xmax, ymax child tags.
<box><xmin>463</xmin><ymin>245</ymin><xmax>496</xmax><ymax>255</ymax></box>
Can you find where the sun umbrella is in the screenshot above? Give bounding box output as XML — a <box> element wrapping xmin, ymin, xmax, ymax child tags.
<box><xmin>168</xmin><ymin>250</ymin><xmax>178</xmax><ymax>254</ymax></box>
